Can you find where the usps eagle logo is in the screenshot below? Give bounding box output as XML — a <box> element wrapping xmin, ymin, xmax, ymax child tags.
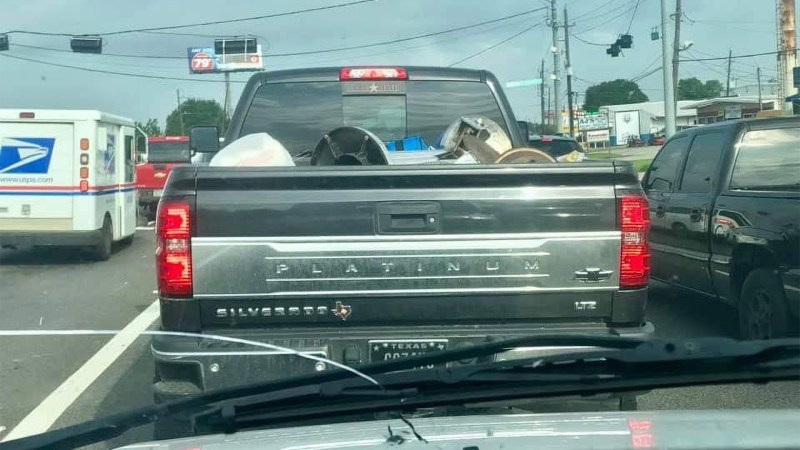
<box><xmin>0</xmin><ymin>137</ymin><xmax>56</xmax><ymax>174</ymax></box>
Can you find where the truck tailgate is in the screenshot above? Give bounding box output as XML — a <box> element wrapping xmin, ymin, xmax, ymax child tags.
<box><xmin>190</xmin><ymin>164</ymin><xmax>623</xmax><ymax>326</ymax></box>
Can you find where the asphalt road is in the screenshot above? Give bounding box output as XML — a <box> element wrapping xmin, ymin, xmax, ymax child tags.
<box><xmin>1</xmin><ymin>229</ymin><xmax>798</xmax><ymax>449</ymax></box>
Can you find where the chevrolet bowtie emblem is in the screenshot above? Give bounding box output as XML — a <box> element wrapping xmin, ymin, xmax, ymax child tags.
<box><xmin>154</xmin><ymin>173</ymin><xmax>166</xmax><ymax>178</ymax></box>
<box><xmin>331</xmin><ymin>301</ymin><xmax>352</xmax><ymax>321</ymax></box>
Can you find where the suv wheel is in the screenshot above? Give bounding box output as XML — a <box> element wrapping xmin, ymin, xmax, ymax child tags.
<box><xmin>739</xmin><ymin>268</ymin><xmax>791</xmax><ymax>339</ymax></box>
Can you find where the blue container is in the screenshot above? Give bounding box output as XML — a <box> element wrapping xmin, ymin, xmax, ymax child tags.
<box><xmin>385</xmin><ymin>136</ymin><xmax>428</xmax><ymax>152</ymax></box>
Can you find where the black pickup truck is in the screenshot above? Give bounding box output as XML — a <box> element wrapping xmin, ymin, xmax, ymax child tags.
<box><xmin>152</xmin><ymin>66</ymin><xmax>653</xmax><ymax>402</ymax></box>
<box><xmin>643</xmin><ymin>116</ymin><xmax>799</xmax><ymax>338</ymax></box>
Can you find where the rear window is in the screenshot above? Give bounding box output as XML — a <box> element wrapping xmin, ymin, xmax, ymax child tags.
<box><xmin>528</xmin><ymin>139</ymin><xmax>584</xmax><ymax>158</ymax></box>
<box><xmin>147</xmin><ymin>142</ymin><xmax>190</xmax><ymax>163</ymax></box>
<box><xmin>729</xmin><ymin>127</ymin><xmax>800</xmax><ymax>191</ymax></box>
<box><xmin>240</xmin><ymin>80</ymin><xmax>508</xmax><ymax>156</ymax></box>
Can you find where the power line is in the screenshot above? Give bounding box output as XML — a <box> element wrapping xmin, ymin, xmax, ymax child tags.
<box><xmin>572</xmin><ymin>0</ymin><xmax>628</xmax><ymax>21</ymax></box>
<box><xmin>2</xmin><ymin>0</ymin><xmax>376</xmax><ymax>37</ymax></box>
<box><xmin>573</xmin><ymin>0</ymin><xmax>632</xmax><ymax>25</ymax></box>
<box><xmin>575</xmin><ymin>0</ymin><xmax>650</xmax><ymax>36</ymax></box>
<box><xmin>679</xmin><ymin>49</ymin><xmax>792</xmax><ymax>62</ymax></box>
<box><xmin>449</xmin><ymin>23</ymin><xmax>542</xmax><ymax>67</ymax></box>
<box><xmin>268</xmin><ymin>7</ymin><xmax>547</xmax><ymax>57</ymax></box>
<box><xmin>304</xmin><ymin>14</ymin><xmax>535</xmax><ymax>66</ymax></box>
<box><xmin>7</xmin><ymin>8</ymin><xmax>547</xmax><ymax>60</ymax></box>
<box><xmin>569</xmin><ymin>32</ymin><xmax>607</xmax><ymax>46</ymax></box>
<box><xmin>0</xmin><ymin>52</ymin><xmax>243</xmax><ymax>83</ymax></box>
<box><xmin>626</xmin><ymin>0</ymin><xmax>642</xmax><ymax>33</ymax></box>
<box><xmin>10</xmin><ymin>43</ymin><xmax>183</xmax><ymax>59</ymax></box>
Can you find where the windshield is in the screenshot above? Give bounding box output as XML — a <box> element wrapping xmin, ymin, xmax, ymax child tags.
<box><xmin>146</xmin><ymin>141</ymin><xmax>191</xmax><ymax>163</ymax></box>
<box><xmin>1</xmin><ymin>1</ymin><xmax>798</xmax><ymax>449</ymax></box>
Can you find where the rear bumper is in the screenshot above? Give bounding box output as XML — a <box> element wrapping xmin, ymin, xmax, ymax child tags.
<box><xmin>151</xmin><ymin>320</ymin><xmax>655</xmax><ymax>400</ymax></box>
<box><xmin>0</xmin><ymin>229</ymin><xmax>103</xmax><ymax>247</ymax></box>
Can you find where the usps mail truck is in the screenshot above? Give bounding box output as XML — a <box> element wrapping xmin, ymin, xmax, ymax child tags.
<box><xmin>0</xmin><ymin>110</ymin><xmax>137</xmax><ymax>260</ymax></box>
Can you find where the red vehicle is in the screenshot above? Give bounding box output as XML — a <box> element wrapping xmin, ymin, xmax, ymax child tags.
<box><xmin>136</xmin><ymin>136</ymin><xmax>191</xmax><ymax>219</ymax></box>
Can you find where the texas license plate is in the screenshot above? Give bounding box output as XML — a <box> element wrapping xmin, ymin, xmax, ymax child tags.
<box><xmin>369</xmin><ymin>339</ymin><xmax>448</xmax><ymax>368</ymax></box>
<box><xmin>153</xmin><ymin>189</ymin><xmax>163</xmax><ymax>197</ymax></box>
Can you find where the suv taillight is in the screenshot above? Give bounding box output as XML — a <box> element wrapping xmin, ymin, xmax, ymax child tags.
<box><xmin>156</xmin><ymin>200</ymin><xmax>192</xmax><ymax>297</ymax></box>
<box><xmin>619</xmin><ymin>193</ymin><xmax>650</xmax><ymax>289</ymax></box>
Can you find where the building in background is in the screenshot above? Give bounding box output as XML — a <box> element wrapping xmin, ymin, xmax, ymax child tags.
<box><xmin>599</xmin><ymin>100</ymin><xmax>699</xmax><ymax>146</ymax></box>
<box><xmin>686</xmin><ymin>95</ymin><xmax>779</xmax><ymax>124</ymax></box>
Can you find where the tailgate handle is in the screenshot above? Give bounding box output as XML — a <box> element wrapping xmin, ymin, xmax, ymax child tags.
<box><xmin>377</xmin><ymin>202</ymin><xmax>440</xmax><ymax>234</ymax></box>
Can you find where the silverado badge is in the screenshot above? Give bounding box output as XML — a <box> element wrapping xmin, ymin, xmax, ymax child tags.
<box><xmin>332</xmin><ymin>301</ymin><xmax>352</xmax><ymax>321</ymax></box>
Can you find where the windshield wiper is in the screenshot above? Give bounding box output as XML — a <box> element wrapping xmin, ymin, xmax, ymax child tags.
<box><xmin>4</xmin><ymin>336</ymin><xmax>798</xmax><ymax>450</ymax></box>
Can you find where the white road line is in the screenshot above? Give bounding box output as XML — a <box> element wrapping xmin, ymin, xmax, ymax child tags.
<box><xmin>1</xmin><ymin>300</ymin><xmax>160</xmax><ymax>442</ymax></box>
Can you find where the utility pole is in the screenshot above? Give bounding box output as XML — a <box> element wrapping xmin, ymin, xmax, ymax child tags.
<box><xmin>563</xmin><ymin>6</ymin><xmax>575</xmax><ymax>137</ymax></box>
<box><xmin>660</xmin><ymin>0</ymin><xmax>676</xmax><ymax>137</ymax></box>
<box><xmin>757</xmin><ymin>66</ymin><xmax>763</xmax><ymax>110</ymax></box>
<box><xmin>549</xmin><ymin>0</ymin><xmax>561</xmax><ymax>134</ymax></box>
<box><xmin>725</xmin><ymin>49</ymin><xmax>733</xmax><ymax>97</ymax></box>
<box><xmin>546</xmin><ymin>85</ymin><xmax>551</xmax><ymax>128</ymax></box>
<box><xmin>223</xmin><ymin>72</ymin><xmax>231</xmax><ymax>118</ymax></box>
<box><xmin>176</xmin><ymin>89</ymin><xmax>186</xmax><ymax>135</ymax></box>
<box><xmin>671</xmin><ymin>0</ymin><xmax>682</xmax><ymax>104</ymax></box>
<box><xmin>540</xmin><ymin>60</ymin><xmax>546</xmax><ymax>130</ymax></box>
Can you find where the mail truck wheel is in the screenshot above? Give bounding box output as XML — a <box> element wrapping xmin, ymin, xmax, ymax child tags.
<box><xmin>91</xmin><ymin>217</ymin><xmax>113</xmax><ymax>261</ymax></box>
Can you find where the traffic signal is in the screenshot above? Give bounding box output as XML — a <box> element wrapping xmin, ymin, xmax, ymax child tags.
<box><xmin>70</xmin><ymin>36</ymin><xmax>102</xmax><ymax>54</ymax></box>
<box><xmin>618</xmin><ymin>34</ymin><xmax>633</xmax><ymax>49</ymax></box>
<box><xmin>606</xmin><ymin>43</ymin><xmax>621</xmax><ymax>57</ymax></box>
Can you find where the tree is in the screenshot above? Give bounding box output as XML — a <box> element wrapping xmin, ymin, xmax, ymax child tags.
<box><xmin>583</xmin><ymin>79</ymin><xmax>649</xmax><ymax>112</ymax></box>
<box><xmin>135</xmin><ymin>118</ymin><xmax>162</xmax><ymax>137</ymax></box>
<box><xmin>677</xmin><ymin>77</ymin><xmax>723</xmax><ymax>100</ymax></box>
<box><xmin>165</xmin><ymin>99</ymin><xmax>228</xmax><ymax>136</ymax></box>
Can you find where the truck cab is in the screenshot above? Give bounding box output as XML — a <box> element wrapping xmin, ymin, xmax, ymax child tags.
<box><xmin>136</xmin><ymin>136</ymin><xmax>190</xmax><ymax>219</ymax></box>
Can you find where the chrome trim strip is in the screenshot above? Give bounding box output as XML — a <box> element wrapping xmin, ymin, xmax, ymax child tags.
<box><xmin>193</xmin><ymin>285</ymin><xmax>618</xmax><ymax>298</ymax></box>
<box><xmin>265</xmin><ymin>251</ymin><xmax>551</xmax><ymax>260</ymax></box>
<box><xmin>152</xmin><ymin>348</ymin><xmax>327</xmax><ymax>358</ymax></box>
<box><xmin>268</xmin><ymin>274</ymin><xmax>550</xmax><ymax>282</ymax></box>
<box><xmin>192</xmin><ymin>231</ymin><xmax>620</xmax><ymax>245</ymax></box>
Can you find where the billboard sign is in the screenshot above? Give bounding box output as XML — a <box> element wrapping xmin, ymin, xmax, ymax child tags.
<box><xmin>187</xmin><ymin>45</ymin><xmax>263</xmax><ymax>74</ymax></box>
<box><xmin>578</xmin><ymin>112</ymin><xmax>609</xmax><ymax>131</ymax></box>
<box><xmin>586</xmin><ymin>129</ymin><xmax>610</xmax><ymax>143</ymax></box>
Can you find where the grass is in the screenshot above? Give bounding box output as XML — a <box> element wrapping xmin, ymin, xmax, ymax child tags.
<box><xmin>632</xmin><ymin>159</ymin><xmax>652</xmax><ymax>173</ymax></box>
<box><xmin>586</xmin><ymin>152</ymin><xmax>622</xmax><ymax>159</ymax></box>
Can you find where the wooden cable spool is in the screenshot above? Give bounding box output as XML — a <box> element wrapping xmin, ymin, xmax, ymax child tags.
<box><xmin>494</xmin><ymin>147</ymin><xmax>557</xmax><ymax>164</ymax></box>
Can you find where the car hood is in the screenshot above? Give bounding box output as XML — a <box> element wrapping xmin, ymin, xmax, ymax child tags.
<box><xmin>115</xmin><ymin>409</ymin><xmax>800</xmax><ymax>450</ymax></box>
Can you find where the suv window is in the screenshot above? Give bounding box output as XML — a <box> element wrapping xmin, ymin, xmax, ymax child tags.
<box><xmin>645</xmin><ymin>136</ymin><xmax>688</xmax><ymax>191</ymax></box>
<box><xmin>680</xmin><ymin>131</ymin><xmax>725</xmax><ymax>192</ymax></box>
<box><xmin>240</xmin><ymin>80</ymin><xmax>508</xmax><ymax>156</ymax></box>
<box><xmin>730</xmin><ymin>127</ymin><xmax>800</xmax><ymax>190</ymax></box>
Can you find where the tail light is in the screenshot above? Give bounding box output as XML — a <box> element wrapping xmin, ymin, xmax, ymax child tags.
<box><xmin>156</xmin><ymin>200</ymin><xmax>192</xmax><ymax>297</ymax></box>
<box><xmin>619</xmin><ymin>193</ymin><xmax>650</xmax><ymax>289</ymax></box>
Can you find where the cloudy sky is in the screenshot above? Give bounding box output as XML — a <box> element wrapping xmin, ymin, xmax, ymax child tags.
<box><xmin>0</xmin><ymin>0</ymin><xmax>786</xmax><ymax>127</ymax></box>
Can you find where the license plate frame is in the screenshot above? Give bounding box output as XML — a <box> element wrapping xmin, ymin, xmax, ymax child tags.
<box><xmin>369</xmin><ymin>339</ymin><xmax>448</xmax><ymax>368</ymax></box>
